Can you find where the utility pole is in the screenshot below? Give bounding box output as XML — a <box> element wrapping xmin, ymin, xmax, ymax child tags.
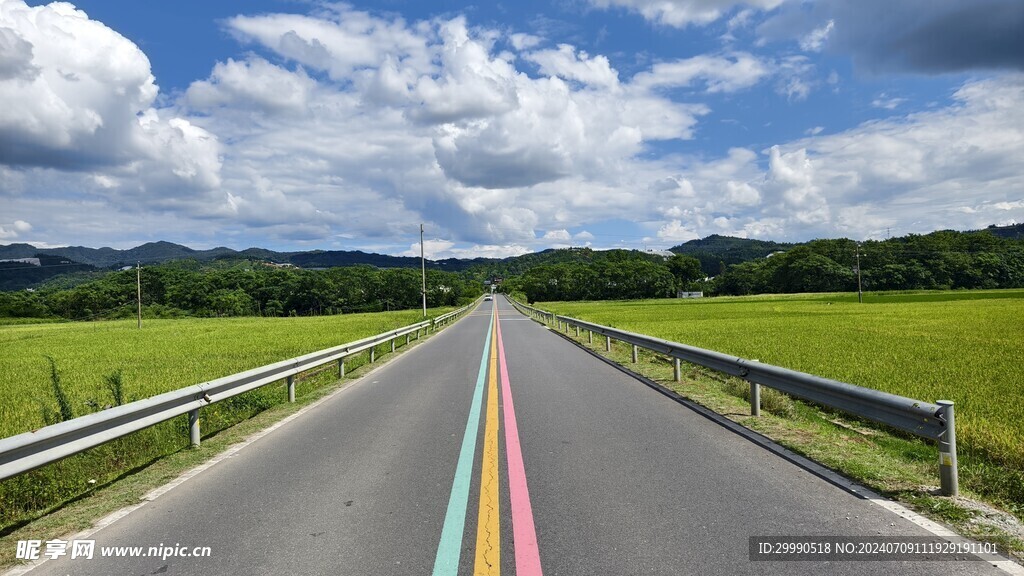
<box><xmin>136</xmin><ymin>261</ymin><xmax>143</xmax><ymax>329</ymax></box>
<box><xmin>855</xmin><ymin>244</ymin><xmax>863</xmax><ymax>304</ymax></box>
<box><xmin>420</xmin><ymin>223</ymin><xmax>427</xmax><ymax>317</ymax></box>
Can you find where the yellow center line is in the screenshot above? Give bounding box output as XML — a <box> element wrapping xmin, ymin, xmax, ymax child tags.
<box><xmin>474</xmin><ymin>305</ymin><xmax>501</xmax><ymax>575</ymax></box>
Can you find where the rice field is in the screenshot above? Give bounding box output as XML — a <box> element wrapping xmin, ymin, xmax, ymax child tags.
<box><xmin>0</xmin><ymin>309</ymin><xmax>451</xmax><ymax>528</ymax></box>
<box><xmin>541</xmin><ymin>290</ymin><xmax>1024</xmax><ymax>472</ymax></box>
<box><xmin>0</xmin><ymin>310</ymin><xmax>449</xmax><ymax>436</ymax></box>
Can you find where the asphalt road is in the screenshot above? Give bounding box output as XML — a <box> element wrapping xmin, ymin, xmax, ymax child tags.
<box><xmin>25</xmin><ymin>296</ymin><xmax>1003</xmax><ymax>575</ymax></box>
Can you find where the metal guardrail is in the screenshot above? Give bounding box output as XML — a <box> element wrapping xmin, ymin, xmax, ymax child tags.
<box><xmin>0</xmin><ymin>300</ymin><xmax>479</xmax><ymax>481</ymax></box>
<box><xmin>509</xmin><ymin>298</ymin><xmax>959</xmax><ymax>496</ymax></box>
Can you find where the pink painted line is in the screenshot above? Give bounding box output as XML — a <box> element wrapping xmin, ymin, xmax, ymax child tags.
<box><xmin>494</xmin><ymin>310</ymin><xmax>544</xmax><ymax>576</ymax></box>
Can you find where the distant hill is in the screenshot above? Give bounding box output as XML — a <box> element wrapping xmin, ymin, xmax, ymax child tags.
<box><xmin>0</xmin><ymin>241</ymin><xmax>243</xmax><ymax>268</ymax></box>
<box><xmin>0</xmin><ymin>241</ymin><xmax>467</xmax><ymax>270</ymax></box>
<box><xmin>0</xmin><ymin>241</ymin><xmax>494</xmax><ymax>290</ymax></box>
<box><xmin>2</xmin><ymin>222</ymin><xmax>1018</xmax><ymax>290</ymax></box>
<box><xmin>669</xmin><ymin>235</ymin><xmax>796</xmax><ymax>275</ymax></box>
<box><xmin>0</xmin><ymin>254</ymin><xmax>95</xmax><ymax>291</ymax></box>
<box><xmin>985</xmin><ymin>223</ymin><xmax>1024</xmax><ymax>240</ymax></box>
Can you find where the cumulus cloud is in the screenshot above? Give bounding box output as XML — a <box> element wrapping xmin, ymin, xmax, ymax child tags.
<box><xmin>525</xmin><ymin>44</ymin><xmax>619</xmax><ymax>89</ymax></box>
<box><xmin>0</xmin><ymin>1</ymin><xmax>220</xmax><ymax>191</ymax></box>
<box><xmin>648</xmin><ymin>75</ymin><xmax>1024</xmax><ymax>241</ymax></box>
<box><xmin>587</xmin><ymin>0</ymin><xmax>785</xmax><ymax>28</ymax></box>
<box><xmin>185</xmin><ymin>58</ymin><xmax>317</xmax><ymax>114</ymax></box>
<box><xmin>657</xmin><ymin>219</ymin><xmax>699</xmax><ymax>242</ymax></box>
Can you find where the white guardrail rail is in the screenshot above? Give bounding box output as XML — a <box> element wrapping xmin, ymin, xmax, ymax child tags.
<box><xmin>0</xmin><ymin>300</ymin><xmax>479</xmax><ymax>481</ymax></box>
<box><xmin>509</xmin><ymin>298</ymin><xmax>959</xmax><ymax>496</ymax></box>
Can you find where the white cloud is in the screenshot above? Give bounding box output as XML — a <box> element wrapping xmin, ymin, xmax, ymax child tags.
<box><xmin>402</xmin><ymin>239</ymin><xmax>531</xmax><ymax>259</ymax></box>
<box><xmin>509</xmin><ymin>32</ymin><xmax>543</xmax><ymax>51</ymax></box>
<box><xmin>401</xmin><ymin>239</ymin><xmax>454</xmax><ymax>259</ymax></box>
<box><xmin>587</xmin><ymin>0</ymin><xmax>786</xmax><ymax>28</ymax></box>
<box><xmin>185</xmin><ymin>58</ymin><xmax>317</xmax><ymax>114</ymax></box>
<box><xmin>0</xmin><ymin>26</ymin><xmax>37</xmax><ymax>80</ymax></box>
<box><xmin>0</xmin><ymin>1</ymin><xmax>221</xmax><ymax>195</ymax></box>
<box><xmin>805</xmin><ymin>126</ymin><xmax>824</xmax><ymax>135</ymax></box>
<box><xmin>225</xmin><ymin>7</ymin><xmax>431</xmax><ymax>81</ymax></box>
<box><xmin>543</xmin><ymin>229</ymin><xmax>572</xmax><ymax>240</ymax></box>
<box><xmin>639</xmin><ymin>76</ymin><xmax>1024</xmax><ymax>243</ymax></box>
<box><xmin>0</xmin><ymin>220</ymin><xmax>32</xmax><ymax>239</ymax></box>
<box><xmin>634</xmin><ymin>52</ymin><xmax>771</xmax><ymax>93</ymax></box>
<box><xmin>799</xmin><ymin>19</ymin><xmax>833</xmax><ymax>52</ymax></box>
<box><xmin>526</xmin><ymin>44</ymin><xmax>619</xmax><ymax>89</ymax></box>
<box><xmin>657</xmin><ymin>219</ymin><xmax>699</xmax><ymax>242</ymax></box>
<box><xmin>774</xmin><ymin>55</ymin><xmax>815</xmax><ymax>100</ymax></box>
<box><xmin>872</xmin><ymin>94</ymin><xmax>908</xmax><ymax>110</ymax></box>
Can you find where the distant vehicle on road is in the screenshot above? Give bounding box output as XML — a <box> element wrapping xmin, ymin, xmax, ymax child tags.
<box><xmin>484</xmin><ymin>295</ymin><xmax>493</xmax><ymax>301</ymax></box>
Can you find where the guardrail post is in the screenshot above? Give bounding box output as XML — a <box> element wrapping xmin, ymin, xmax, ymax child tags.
<box><xmin>674</xmin><ymin>358</ymin><xmax>681</xmax><ymax>382</ymax></box>
<box><xmin>575</xmin><ymin>326</ymin><xmax>580</xmax><ymax>337</ymax></box>
<box><xmin>588</xmin><ymin>330</ymin><xmax>593</xmax><ymax>344</ymax></box>
<box><xmin>606</xmin><ymin>336</ymin><xmax>611</xmax><ymax>352</ymax></box>
<box><xmin>631</xmin><ymin>345</ymin><xmax>638</xmax><ymax>363</ymax></box>
<box><xmin>750</xmin><ymin>382</ymin><xmax>761</xmax><ymax>416</ymax></box>
<box><xmin>370</xmin><ymin>347</ymin><xmax>376</xmax><ymax>363</ymax></box>
<box><xmin>188</xmin><ymin>409</ymin><xmax>200</xmax><ymax>447</ymax></box>
<box><xmin>391</xmin><ymin>338</ymin><xmax>395</xmax><ymax>353</ymax></box>
<box><xmin>339</xmin><ymin>359</ymin><xmax>345</xmax><ymax>378</ymax></box>
<box><xmin>937</xmin><ymin>401</ymin><xmax>959</xmax><ymax>497</ymax></box>
<box><xmin>287</xmin><ymin>375</ymin><xmax>295</xmax><ymax>402</ymax></box>
<box><xmin>406</xmin><ymin>334</ymin><xmax>410</xmax><ymax>346</ymax></box>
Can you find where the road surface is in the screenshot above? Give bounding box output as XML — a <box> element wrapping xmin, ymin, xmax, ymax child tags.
<box><xmin>22</xmin><ymin>296</ymin><xmax>1003</xmax><ymax>575</ymax></box>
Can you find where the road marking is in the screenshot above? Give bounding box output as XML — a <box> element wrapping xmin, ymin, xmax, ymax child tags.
<box><xmin>432</xmin><ymin>311</ymin><xmax>494</xmax><ymax>576</ymax></box>
<box><xmin>496</xmin><ymin>306</ymin><xmax>544</xmax><ymax>576</ymax></box>
<box><xmin>474</xmin><ymin>302</ymin><xmax>501</xmax><ymax>575</ymax></box>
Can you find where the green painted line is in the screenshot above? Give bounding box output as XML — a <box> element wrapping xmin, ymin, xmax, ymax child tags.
<box><xmin>432</xmin><ymin>310</ymin><xmax>494</xmax><ymax>576</ymax></box>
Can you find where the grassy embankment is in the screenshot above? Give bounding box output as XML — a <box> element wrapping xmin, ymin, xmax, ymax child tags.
<box><xmin>536</xmin><ymin>290</ymin><xmax>1024</xmax><ymax>556</ymax></box>
<box><xmin>0</xmin><ymin>308</ymin><xmax>454</xmax><ymax>533</ymax></box>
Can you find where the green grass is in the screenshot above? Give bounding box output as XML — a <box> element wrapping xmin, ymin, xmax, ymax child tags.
<box><xmin>539</xmin><ymin>290</ymin><xmax>1024</xmax><ymax>516</ymax></box>
<box><xmin>0</xmin><ymin>309</ymin><xmax>453</xmax><ymax>530</ymax></box>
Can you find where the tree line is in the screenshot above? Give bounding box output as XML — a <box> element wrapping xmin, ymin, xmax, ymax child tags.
<box><xmin>503</xmin><ymin>229</ymin><xmax>1024</xmax><ymax>302</ymax></box>
<box><xmin>0</xmin><ymin>260</ymin><xmax>483</xmax><ymax>320</ymax></box>
<box><xmin>711</xmin><ymin>232</ymin><xmax>1024</xmax><ymax>296</ymax></box>
<box><xmin>502</xmin><ymin>250</ymin><xmax>703</xmax><ymax>303</ymax></box>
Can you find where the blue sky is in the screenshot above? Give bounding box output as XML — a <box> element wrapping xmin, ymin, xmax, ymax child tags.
<box><xmin>1</xmin><ymin>0</ymin><xmax>1022</xmax><ymax>258</ymax></box>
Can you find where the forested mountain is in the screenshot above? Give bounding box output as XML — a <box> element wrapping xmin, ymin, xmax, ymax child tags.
<box><xmin>668</xmin><ymin>234</ymin><xmax>795</xmax><ymax>275</ymax></box>
<box><xmin>712</xmin><ymin>230</ymin><xmax>1024</xmax><ymax>295</ymax></box>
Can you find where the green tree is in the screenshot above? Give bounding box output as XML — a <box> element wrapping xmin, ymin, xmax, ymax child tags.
<box><xmin>666</xmin><ymin>254</ymin><xmax>703</xmax><ymax>292</ymax></box>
